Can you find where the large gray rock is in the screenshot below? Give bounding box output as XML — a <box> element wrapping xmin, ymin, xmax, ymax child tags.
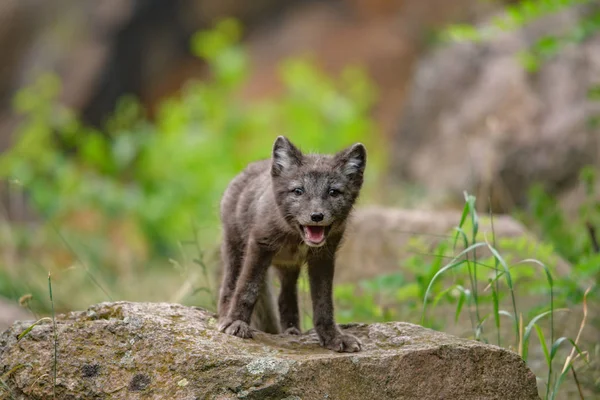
<box><xmin>335</xmin><ymin>206</ymin><xmax>572</xmax><ymax>283</ymax></box>
<box><xmin>0</xmin><ymin>301</ymin><xmax>540</xmax><ymax>399</ymax></box>
<box><xmin>392</xmin><ymin>4</ymin><xmax>600</xmax><ymax>211</ymax></box>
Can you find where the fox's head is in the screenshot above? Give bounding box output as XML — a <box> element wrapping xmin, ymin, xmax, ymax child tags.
<box><xmin>271</xmin><ymin>136</ymin><xmax>367</xmax><ymax>247</ymax></box>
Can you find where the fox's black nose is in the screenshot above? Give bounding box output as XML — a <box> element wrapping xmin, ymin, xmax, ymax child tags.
<box><xmin>311</xmin><ymin>213</ymin><xmax>324</xmax><ymax>222</ymax></box>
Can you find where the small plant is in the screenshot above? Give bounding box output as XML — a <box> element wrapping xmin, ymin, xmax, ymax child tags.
<box><xmin>516</xmin><ymin>166</ymin><xmax>600</xmax><ymax>306</ymax></box>
<box><xmin>48</xmin><ymin>272</ymin><xmax>58</xmax><ymax>399</ymax></box>
<box><xmin>331</xmin><ymin>192</ymin><xmax>594</xmax><ymax>399</ymax></box>
<box><xmin>421</xmin><ymin>193</ymin><xmax>591</xmax><ymax>399</ymax></box>
<box><xmin>0</xmin><ymin>377</ymin><xmax>16</xmax><ymax>400</ymax></box>
<box><xmin>441</xmin><ymin>6</ymin><xmax>600</xmax><ymax>393</ymax></box>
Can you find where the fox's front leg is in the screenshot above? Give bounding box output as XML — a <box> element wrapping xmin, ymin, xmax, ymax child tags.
<box><xmin>218</xmin><ymin>239</ymin><xmax>274</xmax><ymax>338</ymax></box>
<box><xmin>307</xmin><ymin>244</ymin><xmax>362</xmax><ymax>353</ymax></box>
<box><xmin>217</xmin><ymin>233</ymin><xmax>244</xmax><ymax>319</ymax></box>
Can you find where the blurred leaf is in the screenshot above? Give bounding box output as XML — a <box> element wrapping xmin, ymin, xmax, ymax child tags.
<box><xmin>587</xmin><ymin>85</ymin><xmax>600</xmax><ymax>101</ymax></box>
<box><xmin>190</xmin><ymin>18</ymin><xmax>242</xmax><ymax>60</ymax></box>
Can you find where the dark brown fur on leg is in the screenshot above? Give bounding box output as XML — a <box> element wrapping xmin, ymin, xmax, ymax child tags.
<box><xmin>217</xmin><ymin>240</ymin><xmax>274</xmax><ymax>338</ymax></box>
<box><xmin>276</xmin><ymin>266</ymin><xmax>301</xmax><ymax>335</ymax></box>
<box><xmin>307</xmin><ymin>239</ymin><xmax>362</xmax><ymax>352</ymax></box>
<box><xmin>217</xmin><ymin>232</ymin><xmax>244</xmax><ymax>319</ymax></box>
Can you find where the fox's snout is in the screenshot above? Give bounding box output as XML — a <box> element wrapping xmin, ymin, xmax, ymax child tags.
<box><xmin>297</xmin><ymin>210</ymin><xmax>331</xmax><ymax>227</ymax></box>
<box><xmin>310</xmin><ymin>212</ymin><xmax>324</xmax><ymax>222</ymax></box>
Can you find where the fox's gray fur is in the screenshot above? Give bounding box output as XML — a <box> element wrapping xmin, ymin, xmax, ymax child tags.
<box><xmin>217</xmin><ymin>136</ymin><xmax>366</xmax><ymax>352</ymax></box>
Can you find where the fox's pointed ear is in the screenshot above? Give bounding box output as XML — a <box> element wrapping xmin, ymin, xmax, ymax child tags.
<box><xmin>272</xmin><ymin>136</ymin><xmax>303</xmax><ymax>176</ymax></box>
<box><xmin>336</xmin><ymin>143</ymin><xmax>367</xmax><ymax>178</ymax></box>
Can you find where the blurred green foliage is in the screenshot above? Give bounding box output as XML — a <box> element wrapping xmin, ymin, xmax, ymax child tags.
<box><xmin>0</xmin><ymin>19</ymin><xmax>384</xmax><ymax>255</ymax></box>
<box><xmin>0</xmin><ymin>19</ymin><xmax>385</xmax><ymax>315</ymax></box>
<box><xmin>443</xmin><ymin>0</ymin><xmax>600</xmax><ymax>72</ymax></box>
<box><xmin>333</xmin><ymin>217</ymin><xmax>569</xmax><ymax>328</ymax></box>
<box><xmin>519</xmin><ymin>9</ymin><xmax>600</xmax><ymax>72</ymax></box>
<box><xmin>334</xmin><ymin>167</ymin><xmax>600</xmax><ymax>327</ymax></box>
<box><xmin>518</xmin><ymin>167</ymin><xmax>600</xmax><ymax>303</ymax></box>
<box><xmin>444</xmin><ymin>0</ymin><xmax>595</xmax><ymax>41</ymax></box>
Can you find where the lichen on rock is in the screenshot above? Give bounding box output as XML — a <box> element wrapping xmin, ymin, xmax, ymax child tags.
<box><xmin>0</xmin><ymin>301</ymin><xmax>540</xmax><ymax>399</ymax></box>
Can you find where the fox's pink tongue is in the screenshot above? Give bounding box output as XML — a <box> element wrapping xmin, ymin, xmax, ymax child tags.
<box><xmin>304</xmin><ymin>226</ymin><xmax>325</xmax><ymax>243</ymax></box>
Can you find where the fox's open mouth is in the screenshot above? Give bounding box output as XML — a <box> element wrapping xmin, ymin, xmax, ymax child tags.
<box><xmin>301</xmin><ymin>225</ymin><xmax>330</xmax><ymax>246</ymax></box>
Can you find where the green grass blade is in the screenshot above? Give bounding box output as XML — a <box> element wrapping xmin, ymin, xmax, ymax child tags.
<box><xmin>0</xmin><ymin>364</ymin><xmax>28</xmax><ymax>382</ymax></box>
<box><xmin>465</xmin><ymin>193</ymin><xmax>479</xmax><ymax>239</ymax></box>
<box><xmin>466</xmin><ymin>196</ymin><xmax>481</xmax><ymax>329</ymax></box>
<box><xmin>489</xmin><ymin>278</ymin><xmax>500</xmax><ymax>346</ymax></box>
<box><xmin>484</xmin><ymin>270</ymin><xmax>507</xmax><ymax>286</ymax></box>
<box><xmin>550</xmin><ymin>336</ymin><xmax>569</xmax><ymax>361</ymax></box>
<box><xmin>421</xmin><ymin>242</ymin><xmax>489</xmax><ymax>324</ymax></box>
<box><xmin>17</xmin><ymin>317</ymin><xmax>53</xmax><ymax>341</ymax></box>
<box><xmin>454</xmin><ymin>198</ymin><xmax>471</xmax><ymax>249</ymax></box>
<box><xmin>48</xmin><ymin>273</ymin><xmax>57</xmax><ymax>399</ymax></box>
<box><xmin>486</xmin><ymin>243</ymin><xmax>514</xmax><ymax>289</ymax></box>
<box><xmin>455</xmin><ymin>288</ymin><xmax>469</xmax><ymax>324</ymax></box>
<box><xmin>485</xmin><ymin>242</ymin><xmax>519</xmax><ymax>339</ymax></box>
<box><xmin>453</xmin><ymin>227</ymin><xmax>470</xmax><ymax>255</ymax></box>
<box><xmin>522</xmin><ymin>309</ymin><xmax>568</xmax><ymax>362</ymax></box>
<box><xmin>533</xmin><ymin>323</ymin><xmax>550</xmax><ymax>366</ymax></box>
<box><xmin>432</xmin><ymin>284</ymin><xmax>459</xmax><ymax>309</ymax></box>
<box><xmin>488</xmin><ymin>202</ymin><xmax>501</xmax><ymax>347</ymax></box>
<box><xmin>453</xmin><ymin>225</ymin><xmax>480</xmax><ymax>331</ymax></box>
<box><xmin>548</xmin><ymin>335</ymin><xmax>589</xmax><ymax>398</ymax></box>
<box><xmin>475</xmin><ymin>313</ymin><xmax>490</xmax><ymax>341</ymax></box>
<box><xmin>515</xmin><ymin>258</ymin><xmax>554</xmax><ymax>346</ymax></box>
<box><xmin>550</xmin><ymin>337</ymin><xmax>587</xmax><ymax>364</ymax></box>
<box><xmin>550</xmin><ymin>364</ymin><xmax>571</xmax><ymax>400</ymax></box>
<box><xmin>0</xmin><ymin>377</ymin><xmax>16</xmax><ymax>400</ymax></box>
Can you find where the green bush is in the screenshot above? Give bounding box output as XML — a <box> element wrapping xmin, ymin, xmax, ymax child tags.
<box><xmin>0</xmin><ymin>19</ymin><xmax>384</xmax><ymax>255</ymax></box>
<box><xmin>517</xmin><ymin>167</ymin><xmax>600</xmax><ymax>304</ymax></box>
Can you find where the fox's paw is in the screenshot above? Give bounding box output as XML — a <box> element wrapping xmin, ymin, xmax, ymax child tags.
<box><xmin>323</xmin><ymin>333</ymin><xmax>362</xmax><ymax>353</ymax></box>
<box><xmin>218</xmin><ymin>318</ymin><xmax>253</xmax><ymax>339</ymax></box>
<box><xmin>283</xmin><ymin>327</ymin><xmax>302</xmax><ymax>335</ymax></box>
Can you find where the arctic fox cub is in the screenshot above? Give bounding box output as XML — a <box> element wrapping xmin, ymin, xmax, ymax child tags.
<box><xmin>217</xmin><ymin>136</ymin><xmax>366</xmax><ymax>352</ymax></box>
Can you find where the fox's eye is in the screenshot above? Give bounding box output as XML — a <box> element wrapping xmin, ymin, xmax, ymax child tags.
<box><xmin>292</xmin><ymin>188</ymin><xmax>304</xmax><ymax>196</ymax></box>
<box><xmin>328</xmin><ymin>188</ymin><xmax>341</xmax><ymax>197</ymax></box>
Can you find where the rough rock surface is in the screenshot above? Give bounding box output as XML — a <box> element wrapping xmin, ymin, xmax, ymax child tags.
<box><xmin>392</xmin><ymin>4</ymin><xmax>600</xmax><ymax>210</ymax></box>
<box><xmin>0</xmin><ymin>301</ymin><xmax>540</xmax><ymax>399</ymax></box>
